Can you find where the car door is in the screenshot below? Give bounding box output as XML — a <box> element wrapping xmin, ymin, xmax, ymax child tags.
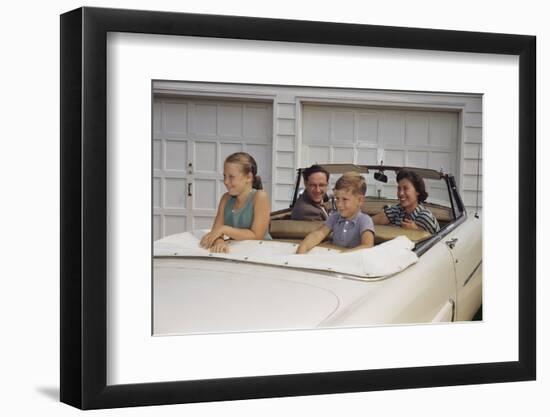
<box><xmin>442</xmin><ymin>215</ymin><xmax>483</xmax><ymax>321</ymax></box>
<box><xmin>425</xmin><ymin>239</ymin><xmax>458</xmax><ymax>322</ymax></box>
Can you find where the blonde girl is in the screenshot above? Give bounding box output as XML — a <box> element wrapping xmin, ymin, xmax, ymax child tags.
<box><xmin>199</xmin><ymin>152</ymin><xmax>271</xmax><ymax>253</ymax></box>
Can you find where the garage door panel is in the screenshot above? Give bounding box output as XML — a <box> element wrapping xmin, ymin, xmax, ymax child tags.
<box><xmin>429</xmin><ymin>151</ymin><xmax>453</xmax><ymax>172</ymax></box>
<box><xmin>428</xmin><ymin>186</ymin><xmax>450</xmax><ymax>203</ymax></box>
<box><xmin>356</xmin><ymin>148</ymin><xmax>378</xmax><ymax>165</ymax></box>
<box><xmin>218</xmin><ymin>104</ymin><xmax>243</xmax><ymax>138</ymax></box>
<box><xmin>381</xmin><ymin>183</ymin><xmax>398</xmax><ymax>199</ymax></box>
<box><xmin>262</xmin><ymin>183</ymin><xmax>272</xmax><ymax>203</ymax></box>
<box><xmin>365</xmin><ymin>173</ymin><xmax>379</xmax><ymax>197</ymax></box>
<box><xmin>385</xmin><ymin>149</ymin><xmax>405</xmax><ymax>166</ymax></box>
<box><xmin>380</xmin><ymin>113</ymin><xmax>405</xmax><ymax>145</ymax></box>
<box><xmin>429</xmin><ymin>113</ymin><xmax>456</xmax><ymax>147</ymax></box>
<box><xmin>217</xmin><ymin>180</ymin><xmax>225</xmax><ymax>202</ymax></box>
<box><xmin>153</xmin><ymin>178</ymin><xmax>161</xmax><ymax>208</ymax></box>
<box><xmin>193</xmin><ymin>179</ymin><xmax>217</xmax><ymax>210</ymax></box>
<box><xmin>246</xmin><ymin>144</ymin><xmax>272</xmax><ymax>179</ymax></box>
<box><xmin>357</xmin><ymin>113</ymin><xmax>379</xmax><ymax>143</ymax></box>
<box><xmin>405</xmin><ymin>113</ymin><xmax>429</xmax><ymax>146</ymax></box>
<box><xmin>333</xmin><ymin>111</ymin><xmax>355</xmax><ymax>143</ymax></box>
<box><xmin>303</xmin><ymin>109</ymin><xmax>330</xmax><ymax>144</ymax></box>
<box><xmin>244</xmin><ymin>105</ymin><xmax>272</xmax><ymax>140</ymax></box>
<box><xmin>193</xmin><ymin>103</ymin><xmax>217</xmax><ymax>136</ymax></box>
<box><xmin>164</xmin><ymin>102</ymin><xmax>188</xmax><ymax>134</ymax></box>
<box><xmin>220</xmin><ymin>142</ymin><xmax>244</xmax><ymax>167</ymax></box>
<box><xmin>193</xmin><ymin>216</ymin><xmax>216</xmax><ymax>230</ymax></box>
<box><xmin>194</xmin><ymin>142</ymin><xmax>217</xmax><ymax>173</ymax></box>
<box><xmin>164</xmin><ymin>215</ymin><xmax>186</xmax><ymax>236</ymax></box>
<box><xmin>333</xmin><ymin>147</ymin><xmax>354</xmax><ymax>163</ymax></box>
<box><xmin>307</xmin><ymin>146</ymin><xmax>330</xmax><ymax>165</ymax></box>
<box><xmin>275</xmin><ymin>184</ymin><xmax>294</xmax><ymax>201</ymax></box>
<box><xmin>153</xmin><ymin>216</ymin><xmax>161</xmax><ymax>241</ymax></box>
<box><xmin>164</xmin><ymin>178</ymin><xmax>187</xmax><ymax>209</ymax></box>
<box><xmin>153</xmin><ymin>104</ymin><xmax>162</xmax><ymax>134</ymax></box>
<box><xmin>153</xmin><ymin>140</ymin><xmax>162</xmax><ymax>170</ymax></box>
<box><xmin>407</xmin><ymin>150</ymin><xmax>429</xmax><ymax>168</ymax></box>
<box><xmin>164</xmin><ymin>140</ymin><xmax>188</xmax><ymax>171</ymax></box>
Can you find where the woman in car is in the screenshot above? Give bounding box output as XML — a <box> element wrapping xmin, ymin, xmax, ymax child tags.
<box><xmin>372</xmin><ymin>169</ymin><xmax>440</xmax><ymax>234</ymax></box>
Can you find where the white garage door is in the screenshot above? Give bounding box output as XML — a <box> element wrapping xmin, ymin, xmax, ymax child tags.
<box><xmin>153</xmin><ymin>97</ymin><xmax>273</xmax><ymax>240</ymax></box>
<box><xmin>302</xmin><ymin>104</ymin><xmax>458</xmax><ymax>201</ymax></box>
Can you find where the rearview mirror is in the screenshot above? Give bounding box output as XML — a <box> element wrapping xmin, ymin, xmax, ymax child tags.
<box><xmin>374</xmin><ymin>171</ymin><xmax>388</xmax><ymax>183</ymax></box>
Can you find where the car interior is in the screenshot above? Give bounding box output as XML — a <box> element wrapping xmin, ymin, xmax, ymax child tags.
<box><xmin>267</xmin><ymin>165</ymin><xmax>457</xmax><ymax>250</ymax></box>
<box><xmin>269</xmin><ymin>197</ymin><xmax>453</xmax><ymax>248</ymax></box>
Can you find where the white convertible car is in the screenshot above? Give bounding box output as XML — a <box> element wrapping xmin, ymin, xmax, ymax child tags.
<box><xmin>153</xmin><ymin>164</ymin><xmax>482</xmax><ymax>336</ymax></box>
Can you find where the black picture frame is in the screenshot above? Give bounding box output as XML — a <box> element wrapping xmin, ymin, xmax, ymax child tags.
<box><xmin>60</xmin><ymin>6</ymin><xmax>536</xmax><ymax>410</ymax></box>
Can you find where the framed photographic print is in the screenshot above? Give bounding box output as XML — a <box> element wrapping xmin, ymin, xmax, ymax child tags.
<box><xmin>60</xmin><ymin>6</ymin><xmax>536</xmax><ymax>409</ymax></box>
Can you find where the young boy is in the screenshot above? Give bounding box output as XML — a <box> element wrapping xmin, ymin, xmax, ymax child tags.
<box><xmin>296</xmin><ymin>172</ymin><xmax>375</xmax><ymax>254</ymax></box>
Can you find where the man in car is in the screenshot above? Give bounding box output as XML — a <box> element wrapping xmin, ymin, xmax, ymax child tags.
<box><xmin>291</xmin><ymin>164</ymin><xmax>331</xmax><ymax>221</ymax></box>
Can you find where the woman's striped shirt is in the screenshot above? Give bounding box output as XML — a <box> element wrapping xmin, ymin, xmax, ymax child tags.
<box><xmin>383</xmin><ymin>203</ymin><xmax>440</xmax><ymax>234</ymax></box>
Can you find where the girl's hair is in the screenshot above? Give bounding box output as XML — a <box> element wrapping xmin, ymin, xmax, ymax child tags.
<box><xmin>396</xmin><ymin>169</ymin><xmax>429</xmax><ymax>203</ymax></box>
<box><xmin>334</xmin><ymin>171</ymin><xmax>367</xmax><ymax>196</ymax></box>
<box><xmin>224</xmin><ymin>152</ymin><xmax>263</xmax><ymax>190</ymax></box>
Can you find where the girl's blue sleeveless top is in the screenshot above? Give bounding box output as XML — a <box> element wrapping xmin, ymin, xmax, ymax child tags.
<box><xmin>223</xmin><ymin>189</ymin><xmax>271</xmax><ymax>240</ymax></box>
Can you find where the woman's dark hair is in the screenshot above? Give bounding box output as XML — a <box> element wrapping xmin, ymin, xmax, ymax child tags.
<box><xmin>396</xmin><ymin>169</ymin><xmax>429</xmax><ymax>203</ymax></box>
<box><xmin>225</xmin><ymin>152</ymin><xmax>263</xmax><ymax>190</ymax></box>
<box><xmin>302</xmin><ymin>164</ymin><xmax>330</xmax><ymax>183</ymax></box>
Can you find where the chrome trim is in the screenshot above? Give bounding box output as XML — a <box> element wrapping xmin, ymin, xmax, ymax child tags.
<box><xmin>463</xmin><ymin>261</ymin><xmax>482</xmax><ymax>287</ymax></box>
<box><xmin>414</xmin><ymin>213</ymin><xmax>467</xmax><ymax>257</ymax></box>
<box><xmin>445</xmin><ymin>238</ymin><xmax>458</xmax><ymax>249</ymax></box>
<box><xmin>450</xmin><ymin>298</ymin><xmax>456</xmax><ymax>322</ymax></box>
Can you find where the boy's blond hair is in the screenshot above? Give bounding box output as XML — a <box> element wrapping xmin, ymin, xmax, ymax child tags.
<box><xmin>334</xmin><ymin>172</ymin><xmax>367</xmax><ymax>196</ymax></box>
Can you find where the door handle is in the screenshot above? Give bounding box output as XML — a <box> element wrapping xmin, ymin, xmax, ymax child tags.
<box><xmin>445</xmin><ymin>238</ymin><xmax>458</xmax><ymax>249</ymax></box>
<box><xmin>188</xmin><ymin>183</ymin><xmax>192</xmax><ymax>197</ymax></box>
<box><xmin>432</xmin><ymin>298</ymin><xmax>456</xmax><ymax>322</ymax></box>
